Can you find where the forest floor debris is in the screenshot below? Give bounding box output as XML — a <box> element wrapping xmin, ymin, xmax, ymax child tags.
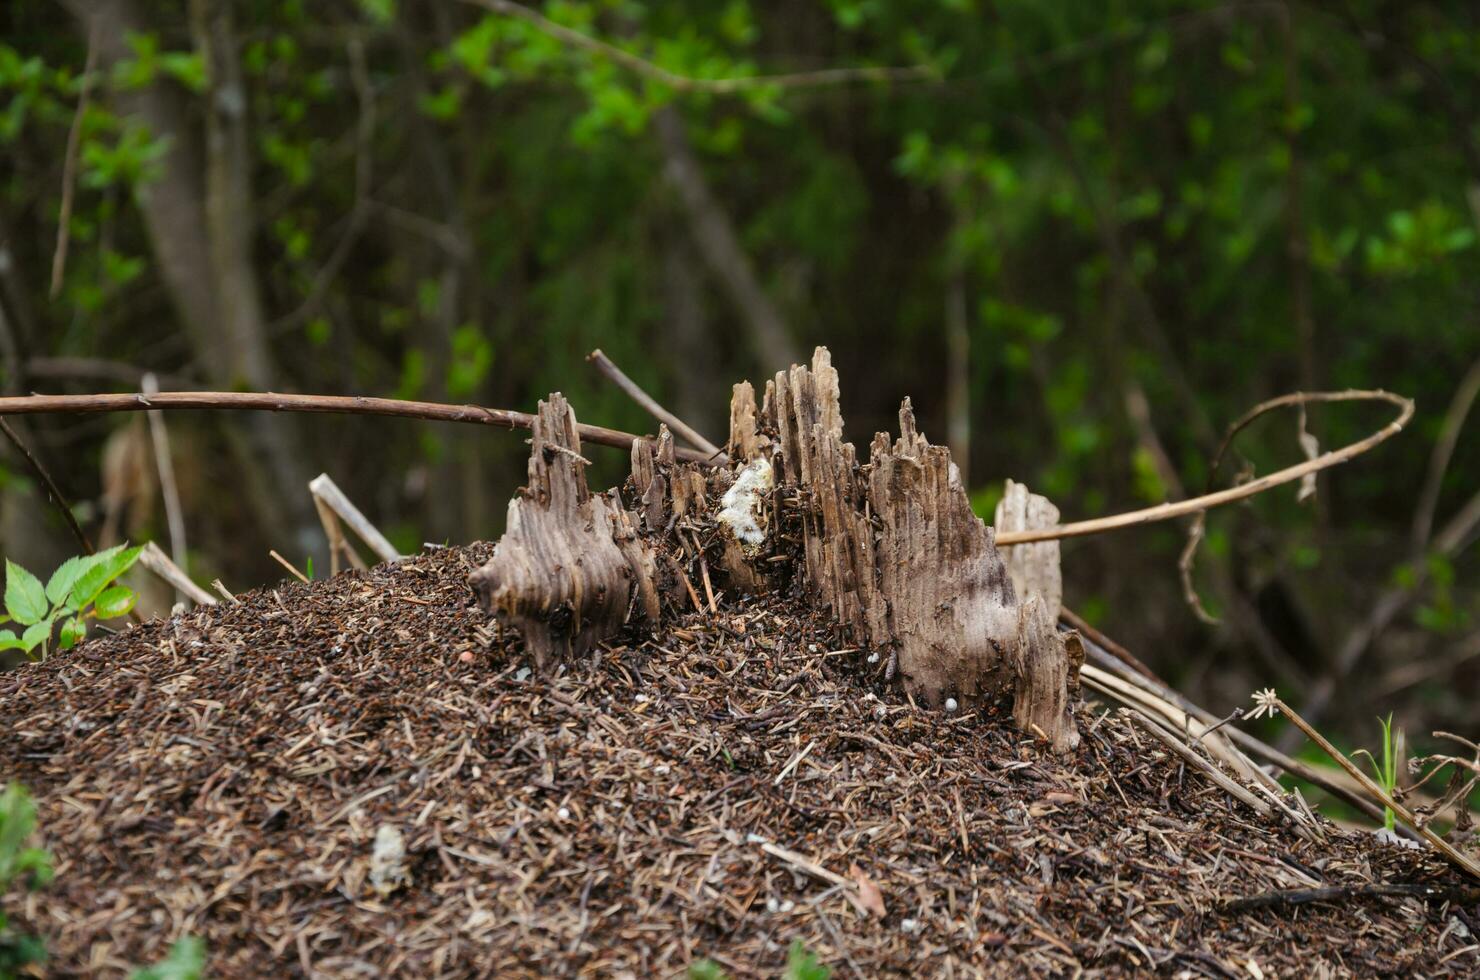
<box><xmin>2</xmin><ymin>545</ymin><xmax>1476</xmax><ymax>977</ymax></box>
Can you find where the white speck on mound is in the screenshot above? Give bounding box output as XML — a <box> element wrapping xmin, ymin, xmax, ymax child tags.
<box><xmin>716</xmin><ymin>458</ymin><xmax>773</xmax><ymax>551</ymax></box>
<box><xmin>369</xmin><ymin>824</ymin><xmax>409</xmax><ymax>897</ymax></box>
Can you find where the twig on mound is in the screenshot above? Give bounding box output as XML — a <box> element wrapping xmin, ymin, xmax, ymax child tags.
<box><xmin>1248</xmin><ymin>690</ymin><xmax>1480</xmax><ymax>879</ymax></box>
<box><xmin>138</xmin><ymin>542</ymin><xmax>217</xmax><ymax>607</ymax></box>
<box><xmin>587</xmin><ymin>349</ymin><xmax>725</xmax><ymax>459</ymax></box>
<box><xmin>1121</xmin><ymin>709</ymin><xmax>1275</xmax><ymax>822</ymax></box>
<box><xmin>309</xmin><ymin>473</ymin><xmax>400</xmax><ymax>565</ymax></box>
<box><xmin>270</xmin><ymin>550</ymin><xmax>311</xmax><ymax>584</ymax></box>
<box><xmin>1222</xmin><ymin>882</ymin><xmax>1480</xmax><ymax>913</ymax></box>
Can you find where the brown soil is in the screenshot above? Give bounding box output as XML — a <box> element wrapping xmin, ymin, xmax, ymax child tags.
<box><xmin>1</xmin><ymin>545</ymin><xmax>1475</xmax><ymax>978</ymax></box>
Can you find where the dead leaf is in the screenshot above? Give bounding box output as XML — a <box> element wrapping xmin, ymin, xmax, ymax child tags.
<box><xmin>1296</xmin><ymin>405</ymin><xmax>1320</xmax><ymax>503</ymax></box>
<box><xmin>849</xmin><ymin>862</ymin><xmax>886</xmax><ymax>918</ymax></box>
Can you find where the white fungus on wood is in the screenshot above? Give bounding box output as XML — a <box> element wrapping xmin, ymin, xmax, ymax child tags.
<box><xmin>716</xmin><ymin>458</ymin><xmax>773</xmax><ymax>550</ymax></box>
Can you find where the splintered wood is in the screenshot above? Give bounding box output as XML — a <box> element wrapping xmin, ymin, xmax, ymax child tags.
<box><xmin>733</xmin><ymin>349</ymin><xmax>1080</xmax><ymax>751</ymax></box>
<box><xmin>472</xmin><ymin>348</ymin><xmax>1082</xmax><ymax>751</ymax></box>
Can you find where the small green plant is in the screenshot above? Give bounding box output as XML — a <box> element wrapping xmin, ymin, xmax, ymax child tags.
<box><xmin>304</xmin><ymin>556</ymin><xmax>315</xmax><ymax>581</ymax></box>
<box><xmin>687</xmin><ymin>960</ymin><xmax>728</xmax><ymax>980</ymax></box>
<box><xmin>783</xmin><ymin>941</ymin><xmax>830</xmax><ymax>980</ymax></box>
<box><xmin>129</xmin><ymin>935</ymin><xmax>206</xmax><ymax>980</ymax></box>
<box><xmin>686</xmin><ymin>940</ymin><xmax>831</xmax><ymax>980</ymax></box>
<box><xmin>1353</xmin><ymin>713</ymin><xmax>1401</xmax><ymax>832</ymax></box>
<box><xmin>0</xmin><ymin>544</ymin><xmax>143</xmax><ymax>660</ymax></box>
<box><xmin>0</xmin><ymin>782</ymin><xmax>54</xmax><ymax>975</ymax></box>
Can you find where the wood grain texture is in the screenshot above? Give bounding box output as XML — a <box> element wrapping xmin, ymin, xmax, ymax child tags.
<box><xmin>469</xmin><ymin>394</ymin><xmax>658</xmax><ymax>670</ymax></box>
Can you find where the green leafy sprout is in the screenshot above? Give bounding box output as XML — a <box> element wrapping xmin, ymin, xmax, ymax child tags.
<box><xmin>128</xmin><ymin>935</ymin><xmax>207</xmax><ymax>980</ymax></box>
<box><xmin>688</xmin><ymin>940</ymin><xmax>831</xmax><ymax>980</ymax></box>
<box><xmin>1</xmin><ymin>544</ymin><xmax>143</xmax><ymax>661</ymax></box>
<box><xmin>1353</xmin><ymin>713</ymin><xmax>1401</xmax><ymax>832</ymax></box>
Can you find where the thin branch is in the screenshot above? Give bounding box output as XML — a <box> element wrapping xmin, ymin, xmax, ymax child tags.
<box><xmin>50</xmin><ymin>19</ymin><xmax>100</xmax><ymax>299</ymax></box>
<box><xmin>1221</xmin><ymin>881</ymin><xmax>1480</xmax><ymax>913</ymax></box>
<box><xmin>0</xmin><ymin>416</ymin><xmax>93</xmax><ymax>555</ymax></box>
<box><xmin>137</xmin><ymin>541</ymin><xmax>216</xmax><ymax>607</ymax></box>
<box><xmin>997</xmin><ymin>390</ymin><xmax>1414</xmax><ymax>546</ymax></box>
<box><xmin>1412</xmin><ymin>354</ymin><xmax>1480</xmax><ymax>552</ymax></box>
<box><xmin>308</xmin><ymin>473</ymin><xmax>400</xmax><ymax>564</ymax></box>
<box><xmin>1254</xmin><ymin>691</ymin><xmax>1480</xmax><ymax>878</ymax></box>
<box><xmin>587</xmin><ymin>348</ymin><xmax>724</xmax><ymax>459</ymax></box>
<box><xmin>459</xmin><ymin>0</ymin><xmax>935</xmax><ymax>94</ymax></box>
<box><xmin>1059</xmin><ymin>604</ymin><xmax>1162</xmax><ymax>683</ymax></box>
<box><xmin>0</xmin><ymin>390</ymin><xmax>715</xmax><ymax>463</ymax></box>
<box><xmin>6</xmin><ymin>386</ymin><xmax>1410</xmax><ymax>545</ymax></box>
<box><xmin>142</xmin><ymin>374</ymin><xmax>189</xmax><ymax>601</ymax></box>
<box><xmin>1077</xmin><ymin>627</ymin><xmax>1397</xmax><ymax>826</ymax></box>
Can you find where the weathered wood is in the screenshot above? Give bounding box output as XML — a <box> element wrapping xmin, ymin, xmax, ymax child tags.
<box><xmin>995</xmin><ymin>479</ymin><xmax>1062</xmax><ymax>617</ymax></box>
<box><xmin>723</xmin><ymin>347</ymin><xmax>1081</xmax><ymax>750</ymax></box>
<box><xmin>477</xmin><ymin>350</ymin><xmax>1081</xmax><ymax>751</ymax></box>
<box><xmin>469</xmin><ymin>394</ymin><xmax>658</xmax><ymax>671</ymax></box>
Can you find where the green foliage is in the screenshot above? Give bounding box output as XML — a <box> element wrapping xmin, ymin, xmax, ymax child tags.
<box><xmin>128</xmin><ymin>936</ymin><xmax>206</xmax><ymax>980</ymax></box>
<box><xmin>783</xmin><ymin>940</ymin><xmax>830</xmax><ymax>980</ymax></box>
<box><xmin>1353</xmin><ymin>714</ymin><xmax>1401</xmax><ymax>832</ymax></box>
<box><xmin>687</xmin><ymin>960</ymin><xmax>728</xmax><ymax>980</ymax></box>
<box><xmin>0</xmin><ymin>783</ymin><xmax>53</xmax><ymax>975</ymax></box>
<box><xmin>685</xmin><ymin>940</ymin><xmax>830</xmax><ymax>980</ymax></box>
<box><xmin>0</xmin><ymin>546</ymin><xmax>143</xmax><ymax>661</ymax></box>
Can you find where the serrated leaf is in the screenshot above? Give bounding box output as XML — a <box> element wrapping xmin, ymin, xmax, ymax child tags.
<box><xmin>45</xmin><ymin>555</ymin><xmax>87</xmax><ymax>605</ymax></box>
<box><xmin>21</xmin><ymin>619</ymin><xmax>51</xmax><ymax>654</ymax></box>
<box><xmin>4</xmin><ymin>560</ymin><xmax>48</xmax><ymax>626</ymax></box>
<box><xmin>94</xmin><ymin>586</ymin><xmax>137</xmax><ymax>620</ymax></box>
<box><xmin>67</xmin><ymin>544</ymin><xmax>142</xmax><ymax>612</ymax></box>
<box><xmin>58</xmin><ymin>617</ymin><xmax>86</xmax><ymax>649</ymax></box>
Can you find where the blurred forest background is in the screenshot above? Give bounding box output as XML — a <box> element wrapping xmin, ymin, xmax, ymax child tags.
<box><xmin>0</xmin><ymin>0</ymin><xmax>1476</xmax><ymax>759</ymax></box>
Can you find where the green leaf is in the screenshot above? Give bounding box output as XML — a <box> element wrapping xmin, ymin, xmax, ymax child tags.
<box><xmin>687</xmin><ymin>960</ymin><xmax>729</xmax><ymax>980</ymax></box>
<box><xmin>94</xmin><ymin>586</ymin><xmax>137</xmax><ymax>620</ymax></box>
<box><xmin>129</xmin><ymin>935</ymin><xmax>206</xmax><ymax>980</ymax></box>
<box><xmin>783</xmin><ymin>940</ymin><xmax>830</xmax><ymax>980</ymax></box>
<box><xmin>13</xmin><ymin>846</ymin><xmax>53</xmax><ymax>889</ymax></box>
<box><xmin>4</xmin><ymin>560</ymin><xmax>48</xmax><ymax>626</ymax></box>
<box><xmin>0</xmin><ymin>629</ymin><xmax>25</xmax><ymax>652</ymax></box>
<box><xmin>21</xmin><ymin>619</ymin><xmax>51</xmax><ymax>654</ymax></box>
<box><xmin>67</xmin><ymin>544</ymin><xmax>142</xmax><ymax>612</ymax></box>
<box><xmin>58</xmin><ymin>617</ymin><xmax>86</xmax><ymax>650</ymax></box>
<box><xmin>45</xmin><ymin>555</ymin><xmax>87</xmax><ymax>605</ymax></box>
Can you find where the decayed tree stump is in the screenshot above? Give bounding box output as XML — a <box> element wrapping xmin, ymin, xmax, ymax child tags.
<box><xmin>472</xmin><ymin>349</ymin><xmax>1082</xmax><ymax>751</ymax></box>
<box><xmin>728</xmin><ymin>348</ymin><xmax>1081</xmax><ymax>750</ymax></box>
<box><xmin>468</xmin><ymin>394</ymin><xmax>658</xmax><ymax>671</ymax></box>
